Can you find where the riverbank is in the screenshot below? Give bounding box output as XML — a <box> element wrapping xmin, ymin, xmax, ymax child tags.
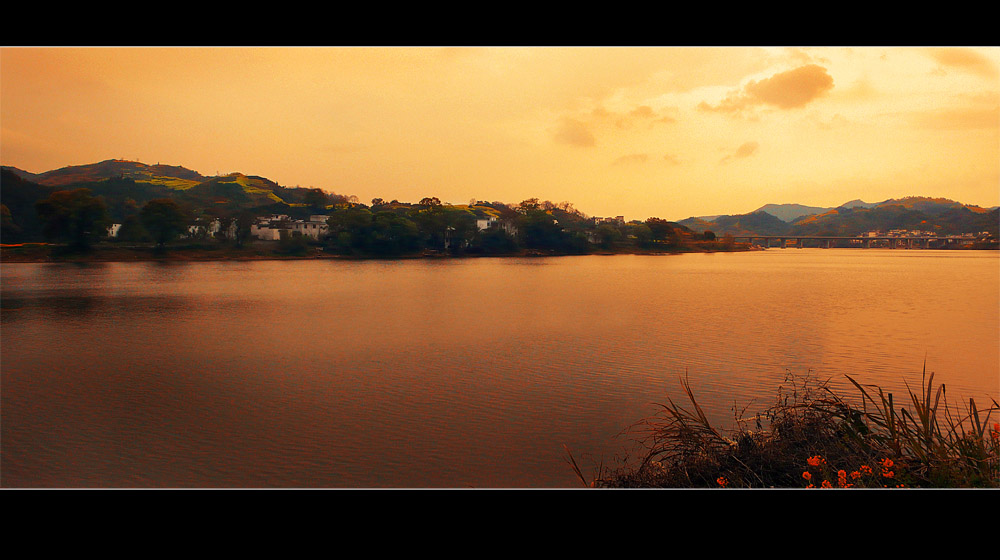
<box><xmin>0</xmin><ymin>240</ymin><xmax>759</xmax><ymax>263</ymax></box>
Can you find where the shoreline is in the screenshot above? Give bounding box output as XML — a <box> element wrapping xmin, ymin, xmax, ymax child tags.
<box><xmin>1</xmin><ymin>242</ymin><xmax>757</xmax><ymax>263</ymax></box>
<box><xmin>4</xmin><ymin>240</ymin><xmax>995</xmax><ymax>264</ymax></box>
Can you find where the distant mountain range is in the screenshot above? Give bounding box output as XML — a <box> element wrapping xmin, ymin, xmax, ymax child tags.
<box><xmin>679</xmin><ymin>197</ymin><xmax>998</xmax><ymax>237</ymax></box>
<box><xmin>751</xmin><ymin>200</ymin><xmax>880</xmax><ymax>222</ymax></box>
<box><xmin>2</xmin><ymin>159</ymin><xmax>998</xmax><ymax>242</ymax></box>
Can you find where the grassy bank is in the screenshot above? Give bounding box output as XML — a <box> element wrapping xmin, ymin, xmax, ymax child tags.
<box><xmin>575</xmin><ymin>366</ymin><xmax>999</xmax><ymax>489</ymax></box>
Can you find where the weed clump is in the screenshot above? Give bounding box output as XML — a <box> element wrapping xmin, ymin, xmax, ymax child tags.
<box><xmin>583</xmin><ymin>366</ymin><xmax>999</xmax><ymax>489</ymax></box>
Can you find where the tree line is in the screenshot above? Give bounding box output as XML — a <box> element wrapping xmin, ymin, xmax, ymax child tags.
<box><xmin>8</xmin><ymin>186</ymin><xmax>721</xmax><ymax>256</ymax></box>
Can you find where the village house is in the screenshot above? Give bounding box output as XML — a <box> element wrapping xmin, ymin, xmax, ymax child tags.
<box><xmin>251</xmin><ymin>214</ymin><xmax>329</xmax><ymax>240</ymax></box>
<box><xmin>475</xmin><ymin>216</ymin><xmax>518</xmax><ymax>236</ymax></box>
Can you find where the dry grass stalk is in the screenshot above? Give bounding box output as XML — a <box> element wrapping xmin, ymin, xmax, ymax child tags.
<box><xmin>590</xmin><ymin>366</ymin><xmax>999</xmax><ymax>488</ymax></box>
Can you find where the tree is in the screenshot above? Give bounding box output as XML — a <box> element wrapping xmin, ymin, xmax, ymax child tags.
<box><xmin>302</xmin><ymin>188</ymin><xmax>329</xmax><ymax>212</ymax></box>
<box><xmin>35</xmin><ymin>188</ymin><xmax>111</xmax><ymax>251</ymax></box>
<box><xmin>630</xmin><ymin>223</ymin><xmax>653</xmax><ymax>248</ymax></box>
<box><xmin>475</xmin><ymin>226</ymin><xmax>519</xmax><ymax>254</ymax></box>
<box><xmin>1</xmin><ymin>204</ymin><xmax>22</xmax><ymax>241</ymax></box>
<box><xmin>595</xmin><ymin>223</ymin><xmax>623</xmax><ymax>249</ymax></box>
<box><xmin>277</xmin><ymin>230</ymin><xmax>311</xmax><ymax>256</ymax></box>
<box><xmin>117</xmin><ymin>215</ymin><xmax>151</xmax><ymax>242</ymax></box>
<box><xmin>140</xmin><ymin>198</ymin><xmax>188</xmax><ymax>249</ymax></box>
<box><xmin>703</xmin><ymin>230</ymin><xmax>716</xmax><ymax>241</ymax></box>
<box><xmin>645</xmin><ymin>218</ymin><xmax>676</xmax><ymax>241</ymax></box>
<box><xmin>232</xmin><ymin>211</ymin><xmax>257</xmax><ymax>248</ymax></box>
<box><xmin>369</xmin><ymin>211</ymin><xmax>421</xmax><ymax>255</ymax></box>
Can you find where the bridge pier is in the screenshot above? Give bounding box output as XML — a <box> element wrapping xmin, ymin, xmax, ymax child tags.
<box><xmin>780</xmin><ymin>238</ymin><xmax>786</xmax><ymax>249</ymax></box>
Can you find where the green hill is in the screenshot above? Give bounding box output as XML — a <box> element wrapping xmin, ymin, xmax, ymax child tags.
<box><xmin>680</xmin><ymin>197</ymin><xmax>997</xmax><ymax>238</ymax></box>
<box><xmin>679</xmin><ymin>210</ymin><xmax>791</xmax><ymax>236</ymax></box>
<box><xmin>1</xmin><ymin>160</ymin><xmax>357</xmax><ymax>231</ymax></box>
<box><xmin>7</xmin><ymin>159</ymin><xmax>208</xmax><ymax>189</ymax></box>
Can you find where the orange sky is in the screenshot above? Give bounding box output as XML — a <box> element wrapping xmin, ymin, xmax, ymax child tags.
<box><xmin>2</xmin><ymin>46</ymin><xmax>998</xmax><ymax>220</ymax></box>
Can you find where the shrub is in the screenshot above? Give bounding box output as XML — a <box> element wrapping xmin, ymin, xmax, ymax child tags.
<box><xmin>579</xmin><ymin>365</ymin><xmax>999</xmax><ymax>488</ymax></box>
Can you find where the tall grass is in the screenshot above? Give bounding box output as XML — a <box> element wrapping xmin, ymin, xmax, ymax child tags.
<box><xmin>582</xmin><ymin>366</ymin><xmax>999</xmax><ymax>488</ymax></box>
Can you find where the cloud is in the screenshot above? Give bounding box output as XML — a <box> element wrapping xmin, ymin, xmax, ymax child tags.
<box><xmin>553</xmin><ymin>117</ymin><xmax>596</xmax><ymax>147</ymax></box>
<box><xmin>720</xmin><ymin>141</ymin><xmax>759</xmax><ymax>163</ymax></box>
<box><xmin>746</xmin><ymin>65</ymin><xmax>835</xmax><ymax>108</ymax></box>
<box><xmin>925</xmin><ymin>48</ymin><xmax>998</xmax><ymax>79</ymax></box>
<box><xmin>733</xmin><ymin>141</ymin><xmax>759</xmax><ymax>157</ymax></box>
<box><xmin>663</xmin><ymin>153</ymin><xmax>680</xmax><ymax>165</ymax></box>
<box><xmin>700</xmin><ymin>64</ymin><xmax>835</xmax><ymax>114</ymax></box>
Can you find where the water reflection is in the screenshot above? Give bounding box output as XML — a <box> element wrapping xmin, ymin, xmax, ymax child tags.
<box><xmin>1</xmin><ymin>250</ymin><xmax>997</xmax><ymax>487</ymax></box>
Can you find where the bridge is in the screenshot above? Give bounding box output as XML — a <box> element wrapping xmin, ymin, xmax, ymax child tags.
<box><xmin>727</xmin><ymin>235</ymin><xmax>976</xmax><ymax>249</ymax></box>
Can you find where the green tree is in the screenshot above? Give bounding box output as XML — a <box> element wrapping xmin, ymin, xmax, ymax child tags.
<box><xmin>117</xmin><ymin>215</ymin><xmax>151</xmax><ymax>242</ymax></box>
<box><xmin>630</xmin><ymin>223</ymin><xmax>653</xmax><ymax>248</ymax></box>
<box><xmin>232</xmin><ymin>211</ymin><xmax>257</xmax><ymax>248</ymax></box>
<box><xmin>302</xmin><ymin>188</ymin><xmax>329</xmax><ymax>213</ymax></box>
<box><xmin>475</xmin><ymin>227</ymin><xmax>519</xmax><ymax>254</ymax></box>
<box><xmin>277</xmin><ymin>230</ymin><xmax>311</xmax><ymax>256</ymax></box>
<box><xmin>645</xmin><ymin>218</ymin><xmax>676</xmax><ymax>241</ymax></box>
<box><xmin>35</xmin><ymin>188</ymin><xmax>111</xmax><ymax>251</ymax></box>
<box><xmin>595</xmin><ymin>223</ymin><xmax>623</xmax><ymax>249</ymax></box>
<box><xmin>326</xmin><ymin>206</ymin><xmax>374</xmax><ymax>254</ymax></box>
<box><xmin>370</xmin><ymin>211</ymin><xmax>421</xmax><ymax>255</ymax></box>
<box><xmin>1</xmin><ymin>204</ymin><xmax>22</xmax><ymax>241</ymax></box>
<box><xmin>140</xmin><ymin>198</ymin><xmax>189</xmax><ymax>249</ymax></box>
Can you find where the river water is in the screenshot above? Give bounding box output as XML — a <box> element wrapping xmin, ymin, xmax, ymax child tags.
<box><xmin>2</xmin><ymin>249</ymin><xmax>997</xmax><ymax>488</ymax></box>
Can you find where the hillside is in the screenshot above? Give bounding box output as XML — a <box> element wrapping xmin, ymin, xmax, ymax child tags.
<box><xmin>1</xmin><ymin>160</ymin><xmax>360</xmax><ymax>233</ymax></box>
<box><xmin>680</xmin><ymin>197</ymin><xmax>998</xmax><ymax>238</ymax></box>
<box><xmin>5</xmin><ymin>159</ymin><xmax>208</xmax><ymax>189</ymax></box>
<box><xmin>679</xmin><ymin>210</ymin><xmax>792</xmax><ymax>236</ymax></box>
<box><xmin>0</xmin><ymin>168</ymin><xmax>56</xmax><ymax>242</ymax></box>
<box><xmin>754</xmin><ymin>203</ymin><xmax>832</xmax><ymax>222</ymax></box>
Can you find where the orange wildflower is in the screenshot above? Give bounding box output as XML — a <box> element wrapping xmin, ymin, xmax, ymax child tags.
<box><xmin>860</xmin><ymin>465</ymin><xmax>873</xmax><ymax>475</ymax></box>
<box><xmin>717</xmin><ymin>476</ymin><xmax>729</xmax><ymax>488</ymax></box>
<box><xmin>821</xmin><ymin>480</ymin><xmax>832</xmax><ymax>488</ymax></box>
<box><xmin>881</xmin><ymin>458</ymin><xmax>894</xmax><ymax>469</ymax></box>
<box><xmin>807</xmin><ymin>455</ymin><xmax>823</xmax><ymax>467</ymax></box>
<box><xmin>850</xmin><ymin>470</ymin><xmax>861</xmax><ymax>480</ymax></box>
<box><xmin>882</xmin><ymin>470</ymin><xmax>895</xmax><ymax>478</ymax></box>
<box><xmin>802</xmin><ymin>471</ymin><xmax>812</xmax><ymax>481</ymax></box>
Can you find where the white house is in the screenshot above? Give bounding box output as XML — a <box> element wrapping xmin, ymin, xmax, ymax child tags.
<box><xmin>251</xmin><ymin>222</ymin><xmax>282</xmax><ymax>241</ymax></box>
<box><xmin>476</xmin><ymin>216</ymin><xmax>517</xmax><ymax>236</ymax></box>
<box><xmin>251</xmin><ymin>214</ymin><xmax>329</xmax><ymax>240</ymax></box>
<box><xmin>288</xmin><ymin>215</ymin><xmax>329</xmax><ymax>239</ymax></box>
